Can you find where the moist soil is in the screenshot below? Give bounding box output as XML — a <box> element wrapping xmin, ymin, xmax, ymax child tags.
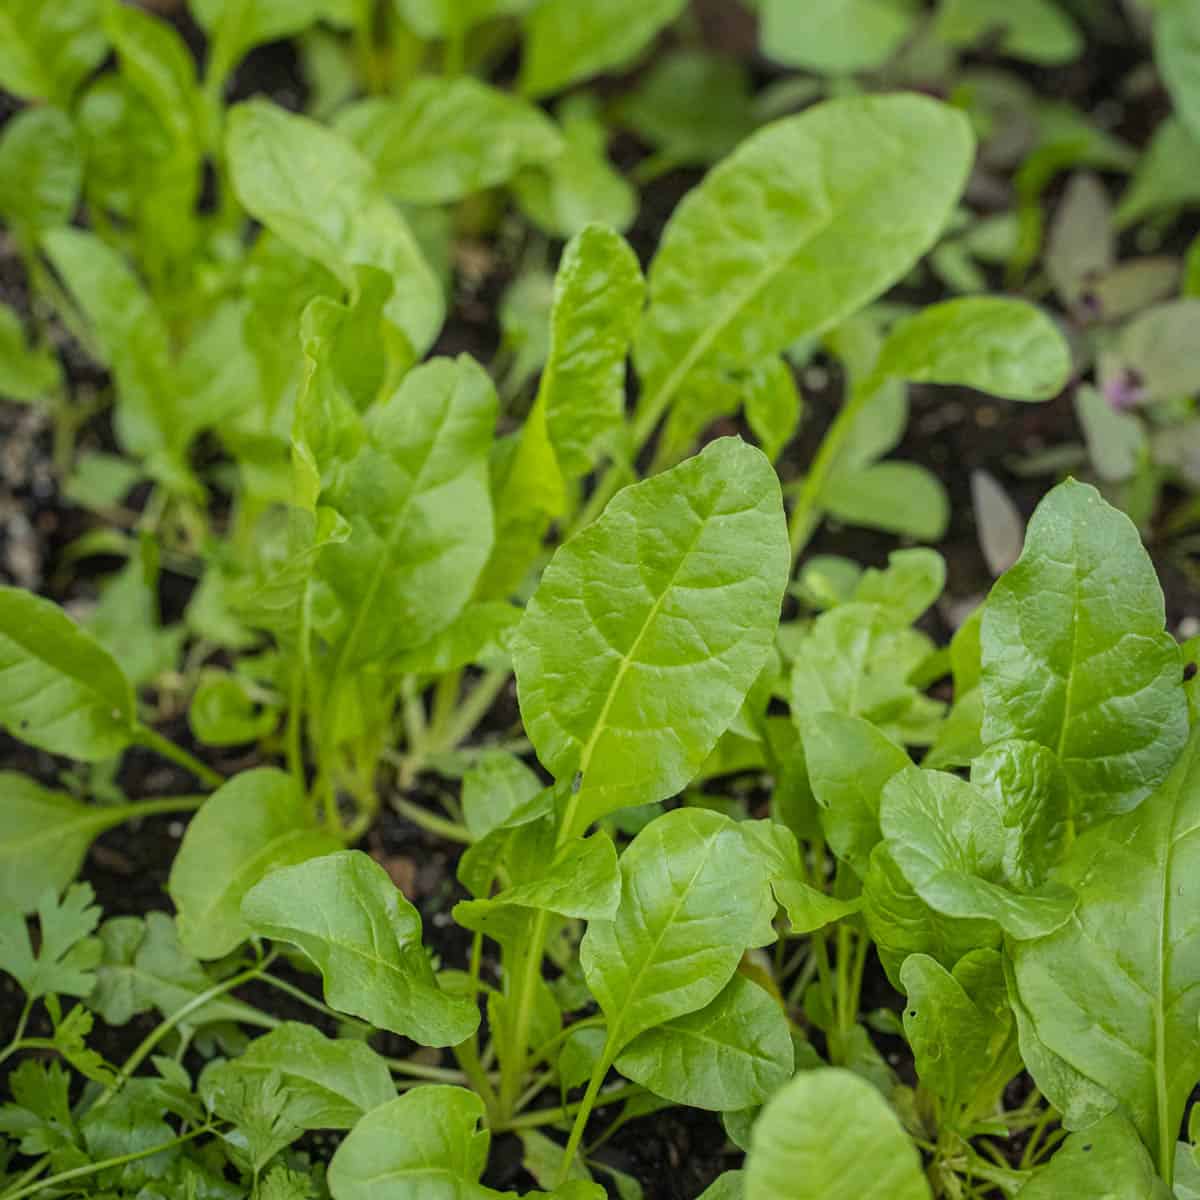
<box><xmin>3</xmin><ymin>3</ymin><xmax>1200</xmax><ymax>1197</ymax></box>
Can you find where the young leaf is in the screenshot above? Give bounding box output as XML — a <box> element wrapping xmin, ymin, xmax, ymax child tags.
<box><xmin>852</xmin><ymin>549</ymin><xmax>946</xmax><ymax>626</ymax></box>
<box><xmin>981</xmin><ymin>479</ymin><xmax>1188</xmax><ymax>825</ymax></box>
<box><xmin>519</xmin><ymin>0</ymin><xmax>688</xmax><ymax>98</ymax></box>
<box><xmin>635</xmin><ymin>94</ymin><xmax>973</xmax><ymax>434</ymax></box>
<box><xmin>0</xmin><ymin>883</ymin><xmax>100</xmax><ymax>1002</ymax></box>
<box><xmin>615</xmin><ymin>974</ymin><xmax>793</xmax><ymax>1111</ymax></box>
<box><xmin>226</xmin><ymin>99</ymin><xmax>443</xmax><ymax>357</ymax></box>
<box><xmin>336</xmin><ymin>78</ymin><xmax>562</xmax><ymax>204</ymax></box>
<box><xmin>202</xmin><ymin>1023</ymin><xmax>394</xmax><ymax>1130</ymax></box>
<box><xmin>879</xmin><ymin>766</ymin><xmax>1076</xmax><ymax>939</ymax></box>
<box><xmin>1011</xmin><ymin>724</ymin><xmax>1200</xmax><ymax>1178</ymax></box>
<box><xmin>168</xmin><ymin>769</ymin><xmax>340</xmax><ymax>960</ymax></box>
<box><xmin>822</xmin><ymin>461</ymin><xmax>950</xmax><ymax>542</ymax></box>
<box><xmin>242</xmin><ymin>850</ymin><xmax>480</xmax><ymax>1046</ymax></box>
<box><xmin>0</xmin><ymin>585</ymin><xmax>137</xmax><ymax>760</ymax></box>
<box><xmin>1155</xmin><ymin>0</ymin><xmax>1200</xmax><ymax>147</ymax></box>
<box><xmin>0</xmin><ymin>0</ymin><xmax>107</xmax><ymax>103</ymax></box>
<box><xmin>936</xmin><ymin>0</ymin><xmax>1082</xmax><ymax>65</ymax></box>
<box><xmin>759</xmin><ymin>0</ymin><xmax>914</xmax><ymax>74</ymax></box>
<box><xmin>1015</xmin><ymin>1114</ymin><xmax>1171</xmax><ymax>1199</ymax></box>
<box><xmin>191</xmin><ymin>0</ymin><xmax>328</xmax><ymax>93</ymax></box>
<box><xmin>744</xmin><ymin>1068</ymin><xmax>931</xmax><ymax>1200</ymax></box>
<box><xmin>581</xmin><ymin>808</ymin><xmax>765</xmax><ymax>1059</ymax></box>
<box><xmin>515</xmin><ymin>437</ymin><xmax>788</xmax><ymax>837</ymax></box>
<box><xmin>0</xmin><ymin>303</ymin><xmax>61</xmax><ymax>403</ymax></box>
<box><xmin>0</xmin><ymin>107</ymin><xmax>82</xmax><ymax>237</ymax></box>
<box><xmin>317</xmin><ymin>355</ymin><xmax>497</xmax><ymax>666</ymax></box>
<box><xmin>875</xmin><ymin>297</ymin><xmax>1070</xmax><ymax>401</ymax></box>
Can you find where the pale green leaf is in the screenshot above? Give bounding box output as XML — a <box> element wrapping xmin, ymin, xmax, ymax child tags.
<box><xmin>0</xmin><ymin>107</ymin><xmax>82</xmax><ymax>235</ymax></box>
<box><xmin>0</xmin><ymin>0</ymin><xmax>106</xmax><ymax>103</ymax></box>
<box><xmin>760</xmin><ymin>0</ymin><xmax>915</xmax><ymax>74</ymax></box>
<box><xmin>936</xmin><ymin>0</ymin><xmax>1082</xmax><ymax>65</ymax></box>
<box><xmin>822</xmin><ymin>461</ymin><xmax>950</xmax><ymax>541</ymax></box>
<box><xmin>1016</xmin><ymin>1115</ymin><xmax>1171</xmax><ymax>1199</ymax></box>
<box><xmin>0</xmin><ymin>303</ymin><xmax>61</xmax><ymax>403</ymax></box>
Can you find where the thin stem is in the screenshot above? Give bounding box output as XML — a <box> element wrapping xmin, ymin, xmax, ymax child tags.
<box><xmin>392</xmin><ymin>795</ymin><xmax>473</xmax><ymax>844</ymax></box>
<box><xmin>454</xmin><ymin>1035</ymin><xmax>501</xmax><ymax>1126</ymax></box>
<box><xmin>526</xmin><ymin>1016</ymin><xmax>606</xmax><ymax>1072</ymax></box>
<box><xmin>428</xmin><ymin>669</ymin><xmax>463</xmax><ymax>745</ymax></box>
<box><xmin>1</xmin><ymin>1126</ymin><xmax>215</xmax><ymax>1200</ymax></box>
<box><xmin>497</xmin><ymin>1083</ymin><xmax>643</xmax><ymax>1134</ymax></box>
<box><xmin>0</xmin><ymin>997</ymin><xmax>34</xmax><ymax>1067</ymax></box>
<box><xmin>439</xmin><ymin>669</ymin><xmax>511</xmax><ymax>751</ymax></box>
<box><xmin>382</xmin><ymin>1057</ymin><xmax>471</xmax><ymax>1084</ymax></box>
<box><xmin>497</xmin><ymin>908</ymin><xmax>550</xmax><ymax>1118</ymax></box>
<box><xmin>254</xmin><ymin>972</ymin><xmax>356</xmax><ymax>1028</ymax></box>
<box><xmin>135</xmin><ymin>726</ymin><xmax>224</xmax><ymax>789</ymax></box>
<box><xmin>555</xmin><ymin>1048</ymin><xmax>615</xmax><ymax>1185</ymax></box>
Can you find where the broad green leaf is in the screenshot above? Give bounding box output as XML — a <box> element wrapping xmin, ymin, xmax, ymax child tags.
<box><xmin>760</xmin><ymin>0</ymin><xmax>916</xmax><ymax>74</ymax></box>
<box><xmin>327</xmin><ymin>1086</ymin><xmax>492</xmax><ymax>1200</ymax></box>
<box><xmin>615</xmin><ymin>974</ymin><xmax>793</xmax><ymax>1111</ymax></box>
<box><xmin>1115</xmin><ymin>118</ymin><xmax>1200</xmax><ymax>230</ymax></box>
<box><xmin>0</xmin><ymin>586</ymin><xmax>137</xmax><ymax>760</ymax></box>
<box><xmin>634</xmin><ymin>94</ymin><xmax>973</xmax><ymax>432</ymax></box>
<box><xmin>980</xmin><ymin>479</ymin><xmax>1187</xmax><ymax>825</ymax></box>
<box><xmin>698</xmin><ymin>1173</ymin><xmax>745</xmax><ymax>1200</ymax></box>
<box><xmin>189</xmin><ymin>670</ymin><xmax>279</xmax><ymax>747</ymax></box>
<box><xmin>0</xmin><ymin>0</ymin><xmax>106</xmax><ymax>103</ymax></box>
<box><xmin>1046</xmin><ymin>173</ymin><xmax>1113</xmax><ymax>306</ymax></box>
<box><xmin>1156</xmin><ymin>0</ymin><xmax>1200</xmax><ymax>146</ymax></box>
<box><xmin>336</xmin><ymin>79</ymin><xmax>561</xmax><ymax>204</ymax></box>
<box><xmin>460</xmin><ymin>751</ymin><xmax>544</xmax><ymax>840</ymax></box>
<box><xmin>1011</xmin><ymin>725</ymin><xmax>1200</xmax><ymax>1178</ymax></box>
<box><xmin>168</xmin><ymin>769</ymin><xmax>339</xmax><ymax>960</ymax></box>
<box><xmin>519</xmin><ymin>0</ymin><xmax>687</xmax><ymax>98</ymax></box>
<box><xmin>936</xmin><ymin>0</ymin><xmax>1082</xmax><ymax>65</ymax></box>
<box><xmin>514</xmin><ymin>437</ymin><xmax>789</xmax><ymax>836</ymax></box>
<box><xmin>512</xmin><ymin>94</ymin><xmax>637</xmax><ymax>238</ymax></box>
<box><xmin>745</xmin><ymin>1068</ymin><xmax>931</xmax><ymax>1200</ymax></box>
<box><xmin>0</xmin><ymin>775</ymin><xmax>152</xmax><ymax>913</ymax></box>
<box><xmin>0</xmin><ymin>107</ymin><xmax>82</xmax><ymax>237</ymax></box>
<box><xmin>822</xmin><ymin>461</ymin><xmax>950</xmax><ymax>541</ymax></box>
<box><xmin>581</xmin><ymin>808</ymin><xmax>765</xmax><ymax>1057</ymax></box>
<box><xmin>1074</xmin><ymin>384</ymin><xmax>1145</xmax><ymax>484</ymax></box>
<box><xmin>242</xmin><ymin>850</ymin><xmax>480</xmax><ymax>1046</ymax></box>
<box><xmin>875</xmin><ymin>298</ymin><xmax>1069</xmax><ymax>400</ymax></box>
<box><xmin>852</xmin><ymin>549</ymin><xmax>945</xmax><ymax>624</ymax></box>
<box><xmin>1016</xmin><ymin>1115</ymin><xmax>1171</xmax><ymax>1199</ymax></box>
<box><xmin>226</xmin><ymin>99</ymin><xmax>443</xmax><ymax>357</ymax></box>
<box><xmin>318</xmin><ymin>356</ymin><xmax>497</xmax><ymax>667</ymax></box>
<box><xmin>879</xmin><ymin>766</ymin><xmax>1075</xmax><ymax>938</ymax></box>
<box><xmin>0</xmin><ymin>304</ymin><xmax>61</xmax><ymax>403</ymax></box>
<box><xmin>90</xmin><ymin>911</ymin><xmax>269</xmax><ymax>1030</ymax></box>
<box><xmin>191</xmin><ymin>0</ymin><xmax>328</xmax><ymax>90</ymax></box>
<box><xmin>802</xmin><ymin>712</ymin><xmax>911</xmax><ymax>875</ymax></box>
<box><xmin>204</xmin><ymin>1023</ymin><xmax>394</xmax><ymax>1130</ymax></box>
<box><xmin>392</xmin><ymin>601</ymin><xmax>519</xmax><ymax>675</ymax></box>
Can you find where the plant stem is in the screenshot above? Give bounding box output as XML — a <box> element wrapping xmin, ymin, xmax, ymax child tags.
<box><xmin>497</xmin><ymin>1083</ymin><xmax>643</xmax><ymax>1133</ymax></box>
<box><xmin>135</xmin><ymin>726</ymin><xmax>224</xmax><ymax>789</ymax></box>
<box><xmin>555</xmin><ymin>1047</ymin><xmax>616</xmax><ymax>1185</ymax></box>
<box><xmin>392</xmin><ymin>795</ymin><xmax>473</xmax><ymax>843</ymax></box>
<box><xmin>454</xmin><ymin>1035</ymin><xmax>501</xmax><ymax>1126</ymax></box>
<box><xmin>438</xmin><ymin>668</ymin><xmax>511</xmax><ymax>751</ymax></box>
<box><xmin>382</xmin><ymin>1057</ymin><xmax>471</xmax><ymax>1084</ymax></box>
<box><xmin>1</xmin><ymin>1126</ymin><xmax>215</xmax><ymax>1200</ymax></box>
<box><xmin>0</xmin><ymin>997</ymin><xmax>34</xmax><ymax>1067</ymax></box>
<box><xmin>497</xmin><ymin>908</ymin><xmax>550</xmax><ymax>1118</ymax></box>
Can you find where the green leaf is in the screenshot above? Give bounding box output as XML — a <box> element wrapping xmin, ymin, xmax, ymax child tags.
<box><xmin>0</xmin><ymin>0</ymin><xmax>106</xmax><ymax>103</ymax></box>
<box><xmin>189</xmin><ymin>670</ymin><xmax>279</xmax><ymax>747</ymax></box>
<box><xmin>0</xmin><ymin>303</ymin><xmax>61</xmax><ymax>403</ymax></box>
<box><xmin>0</xmin><ymin>883</ymin><xmax>100</xmax><ymax>1002</ymax></box>
<box><xmin>168</xmin><ymin>768</ymin><xmax>340</xmax><ymax>960</ymax></box>
<box><xmin>226</xmin><ymin>98</ymin><xmax>443</xmax><ymax>358</ymax></box>
<box><xmin>822</xmin><ymin>461</ymin><xmax>950</xmax><ymax>541</ymax></box>
<box><xmin>242</xmin><ymin>850</ymin><xmax>480</xmax><ymax>1046</ymax></box>
<box><xmin>394</xmin><ymin>0</ymin><xmax>532</xmax><ymax>38</ymax></box>
<box><xmin>392</xmin><ymin>601</ymin><xmax>520</xmax><ymax>675</ymax></box>
<box><xmin>615</xmin><ymin>974</ymin><xmax>793</xmax><ymax>1111</ymax></box>
<box><xmin>852</xmin><ymin>548</ymin><xmax>946</xmax><ymax>626</ymax></box>
<box><xmin>202</xmin><ymin>1023</ymin><xmax>394</xmax><ymax>1130</ymax></box>
<box><xmin>519</xmin><ymin>0</ymin><xmax>687</xmax><ymax>97</ymax></box>
<box><xmin>1156</xmin><ymin>0</ymin><xmax>1200</xmax><ymax>146</ymax></box>
<box><xmin>980</xmin><ymin>478</ymin><xmax>1188</xmax><ymax>825</ymax></box>
<box><xmin>875</xmin><ymin>297</ymin><xmax>1070</xmax><ymax>400</ymax></box>
<box><xmin>936</xmin><ymin>0</ymin><xmax>1082</xmax><ymax>65</ymax></box>
<box><xmin>515</xmin><ymin>438</ymin><xmax>788</xmax><ymax>836</ymax></box>
<box><xmin>802</xmin><ymin>713</ymin><xmax>911</xmax><ymax>875</ymax></box>
<box><xmin>336</xmin><ymin>78</ymin><xmax>561</xmax><ymax>204</ymax></box>
<box><xmin>0</xmin><ymin>585</ymin><xmax>137</xmax><ymax>760</ymax></box>
<box><xmin>744</xmin><ymin>1068</ymin><xmax>931</xmax><ymax>1200</ymax></box>
<box><xmin>634</xmin><ymin>94</ymin><xmax>973</xmax><ymax>432</ymax></box>
<box><xmin>1011</xmin><ymin>725</ymin><xmax>1200</xmax><ymax>1178</ymax></box>
<box><xmin>0</xmin><ymin>107</ymin><xmax>82</xmax><ymax>236</ymax></box>
<box><xmin>460</xmin><ymin>751</ymin><xmax>544</xmax><ymax>841</ymax></box>
<box><xmin>759</xmin><ymin>0</ymin><xmax>915</xmax><ymax>74</ymax></box>
<box><xmin>1016</xmin><ymin>1114</ymin><xmax>1172</xmax><ymax>1199</ymax></box>
<box><xmin>879</xmin><ymin>766</ymin><xmax>1075</xmax><ymax>939</ymax></box>
<box><xmin>1107</xmin><ymin>299</ymin><xmax>1200</xmax><ymax>406</ymax></box>
<box><xmin>1074</xmin><ymin>384</ymin><xmax>1145</xmax><ymax>484</ymax></box>
<box><xmin>191</xmin><ymin>0</ymin><xmax>328</xmax><ymax>91</ymax></box>
<box><xmin>0</xmin><ymin>774</ymin><xmax>143</xmax><ymax>913</ymax></box>
<box><xmin>317</xmin><ymin>355</ymin><xmax>497</xmax><ymax>667</ymax></box>
<box><xmin>1115</xmin><ymin>118</ymin><xmax>1200</xmax><ymax>230</ymax></box>
<box><xmin>581</xmin><ymin>808</ymin><xmax>765</xmax><ymax>1058</ymax></box>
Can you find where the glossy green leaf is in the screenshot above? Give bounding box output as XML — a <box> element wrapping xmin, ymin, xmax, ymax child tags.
<box><xmin>317</xmin><ymin>356</ymin><xmax>497</xmax><ymax>667</ymax></box>
<box><xmin>745</xmin><ymin>1068</ymin><xmax>931</xmax><ymax>1200</ymax></box>
<box><xmin>615</xmin><ymin>974</ymin><xmax>793</xmax><ymax>1111</ymax></box>
<box><xmin>226</xmin><ymin>99</ymin><xmax>443</xmax><ymax>357</ymax></box>
<box><xmin>581</xmin><ymin>808</ymin><xmax>764</xmax><ymax>1057</ymax></box>
<box><xmin>980</xmin><ymin>479</ymin><xmax>1187</xmax><ymax>825</ymax></box>
<box><xmin>0</xmin><ymin>586</ymin><xmax>137</xmax><ymax>760</ymax></box>
<box><xmin>520</xmin><ymin>0</ymin><xmax>687</xmax><ymax>97</ymax></box>
<box><xmin>1016</xmin><ymin>1115</ymin><xmax>1171</xmax><ymax>1199</ymax></box>
<box><xmin>822</xmin><ymin>461</ymin><xmax>950</xmax><ymax>541</ymax></box>
<box><xmin>515</xmin><ymin>437</ymin><xmax>788</xmax><ymax>836</ymax></box>
<box><xmin>205</xmin><ymin>1023</ymin><xmax>394</xmax><ymax>1130</ymax></box>
<box><xmin>875</xmin><ymin>298</ymin><xmax>1069</xmax><ymax>400</ymax></box>
<box><xmin>168</xmin><ymin>769</ymin><xmax>339</xmax><ymax>960</ymax></box>
<box><xmin>0</xmin><ymin>0</ymin><xmax>107</xmax><ymax>103</ymax></box>
<box><xmin>336</xmin><ymin>78</ymin><xmax>561</xmax><ymax>204</ymax></box>
<box><xmin>242</xmin><ymin>850</ymin><xmax>479</xmax><ymax>1046</ymax></box>
<box><xmin>802</xmin><ymin>712</ymin><xmax>911</xmax><ymax>875</ymax></box>
<box><xmin>759</xmin><ymin>0</ymin><xmax>915</xmax><ymax>74</ymax></box>
<box><xmin>327</xmin><ymin>1085</ymin><xmax>493</xmax><ymax>1200</ymax></box>
<box><xmin>880</xmin><ymin>765</ymin><xmax>1075</xmax><ymax>938</ymax></box>
<box><xmin>0</xmin><ymin>107</ymin><xmax>81</xmax><ymax>236</ymax></box>
<box><xmin>635</xmin><ymin>94</ymin><xmax>973</xmax><ymax>433</ymax></box>
<box><xmin>1011</xmin><ymin>725</ymin><xmax>1200</xmax><ymax>1178</ymax></box>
